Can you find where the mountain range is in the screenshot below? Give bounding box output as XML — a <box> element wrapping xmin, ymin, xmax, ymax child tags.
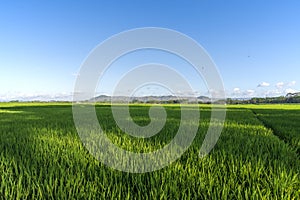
<box><xmin>90</xmin><ymin>95</ymin><xmax>212</xmax><ymax>103</ymax></box>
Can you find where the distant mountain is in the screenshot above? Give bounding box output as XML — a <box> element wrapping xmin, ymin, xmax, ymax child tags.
<box><xmin>89</xmin><ymin>92</ymin><xmax>300</xmax><ymax>104</ymax></box>
<box><xmin>91</xmin><ymin>95</ymin><xmax>212</xmax><ymax>103</ymax></box>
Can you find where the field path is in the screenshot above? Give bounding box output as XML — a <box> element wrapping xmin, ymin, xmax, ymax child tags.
<box><xmin>251</xmin><ymin>110</ymin><xmax>287</xmax><ymax>145</ymax></box>
<box><xmin>250</xmin><ymin>107</ymin><xmax>300</xmax><ymax>156</ymax></box>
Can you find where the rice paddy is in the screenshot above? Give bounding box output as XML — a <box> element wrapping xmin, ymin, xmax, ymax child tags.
<box><xmin>0</xmin><ymin>103</ymin><xmax>299</xmax><ymax>199</ymax></box>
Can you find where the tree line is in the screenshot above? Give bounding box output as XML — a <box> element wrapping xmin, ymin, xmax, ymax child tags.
<box><xmin>226</xmin><ymin>96</ymin><xmax>300</xmax><ymax>104</ymax></box>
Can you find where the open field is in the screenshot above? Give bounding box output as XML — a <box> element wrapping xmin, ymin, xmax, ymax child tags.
<box><xmin>0</xmin><ymin>103</ymin><xmax>299</xmax><ymax>199</ymax></box>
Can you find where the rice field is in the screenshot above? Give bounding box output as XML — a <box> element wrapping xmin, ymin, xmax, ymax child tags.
<box><xmin>0</xmin><ymin>103</ymin><xmax>299</xmax><ymax>199</ymax></box>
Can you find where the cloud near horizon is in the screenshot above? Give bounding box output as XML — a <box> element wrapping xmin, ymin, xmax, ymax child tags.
<box><xmin>230</xmin><ymin>80</ymin><xmax>299</xmax><ymax>98</ymax></box>
<box><xmin>288</xmin><ymin>81</ymin><xmax>296</xmax><ymax>87</ymax></box>
<box><xmin>275</xmin><ymin>82</ymin><xmax>284</xmax><ymax>88</ymax></box>
<box><xmin>285</xmin><ymin>88</ymin><xmax>298</xmax><ymax>94</ymax></box>
<box><xmin>233</xmin><ymin>88</ymin><xmax>240</xmax><ymax>93</ymax></box>
<box><xmin>1</xmin><ymin>79</ymin><xmax>299</xmax><ymax>102</ymax></box>
<box><xmin>257</xmin><ymin>82</ymin><xmax>270</xmax><ymax>87</ymax></box>
<box><xmin>0</xmin><ymin>92</ymin><xmax>73</xmax><ymax>102</ymax></box>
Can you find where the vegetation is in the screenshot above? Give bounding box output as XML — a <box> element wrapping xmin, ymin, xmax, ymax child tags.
<box><xmin>251</xmin><ymin>106</ymin><xmax>300</xmax><ymax>154</ymax></box>
<box><xmin>0</xmin><ymin>103</ymin><xmax>299</xmax><ymax>199</ymax></box>
<box><xmin>227</xmin><ymin>94</ymin><xmax>300</xmax><ymax>104</ymax></box>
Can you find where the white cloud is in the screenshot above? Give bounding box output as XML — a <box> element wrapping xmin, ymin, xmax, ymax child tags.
<box><xmin>207</xmin><ymin>89</ymin><xmax>226</xmax><ymax>99</ymax></box>
<box><xmin>0</xmin><ymin>92</ymin><xmax>73</xmax><ymax>102</ymax></box>
<box><xmin>275</xmin><ymin>82</ymin><xmax>284</xmax><ymax>88</ymax></box>
<box><xmin>233</xmin><ymin>88</ymin><xmax>240</xmax><ymax>93</ymax></box>
<box><xmin>227</xmin><ymin>80</ymin><xmax>299</xmax><ymax>98</ymax></box>
<box><xmin>288</xmin><ymin>81</ymin><xmax>296</xmax><ymax>87</ymax></box>
<box><xmin>239</xmin><ymin>89</ymin><xmax>255</xmax><ymax>97</ymax></box>
<box><xmin>257</xmin><ymin>82</ymin><xmax>270</xmax><ymax>87</ymax></box>
<box><xmin>264</xmin><ymin>89</ymin><xmax>282</xmax><ymax>97</ymax></box>
<box><xmin>285</xmin><ymin>88</ymin><xmax>298</xmax><ymax>94</ymax></box>
<box><xmin>246</xmin><ymin>90</ymin><xmax>255</xmax><ymax>96</ymax></box>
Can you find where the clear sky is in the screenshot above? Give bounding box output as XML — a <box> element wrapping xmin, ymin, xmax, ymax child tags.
<box><xmin>0</xmin><ymin>0</ymin><xmax>299</xmax><ymax>101</ymax></box>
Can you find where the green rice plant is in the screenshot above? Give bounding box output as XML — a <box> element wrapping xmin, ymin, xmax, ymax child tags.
<box><xmin>0</xmin><ymin>103</ymin><xmax>299</xmax><ymax>199</ymax></box>
<box><xmin>251</xmin><ymin>106</ymin><xmax>300</xmax><ymax>155</ymax></box>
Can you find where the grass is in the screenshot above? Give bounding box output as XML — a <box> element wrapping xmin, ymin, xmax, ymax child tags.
<box><xmin>0</xmin><ymin>103</ymin><xmax>299</xmax><ymax>199</ymax></box>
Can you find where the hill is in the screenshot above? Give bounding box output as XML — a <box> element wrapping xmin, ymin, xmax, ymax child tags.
<box><xmin>91</xmin><ymin>95</ymin><xmax>211</xmax><ymax>104</ymax></box>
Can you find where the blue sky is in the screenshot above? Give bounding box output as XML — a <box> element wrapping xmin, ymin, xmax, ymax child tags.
<box><xmin>0</xmin><ymin>0</ymin><xmax>299</xmax><ymax>101</ymax></box>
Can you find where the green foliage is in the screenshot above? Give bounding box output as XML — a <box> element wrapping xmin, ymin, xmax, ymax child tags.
<box><xmin>253</xmin><ymin>108</ymin><xmax>300</xmax><ymax>154</ymax></box>
<box><xmin>0</xmin><ymin>103</ymin><xmax>299</xmax><ymax>199</ymax></box>
<box><xmin>227</xmin><ymin>96</ymin><xmax>300</xmax><ymax>104</ymax></box>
